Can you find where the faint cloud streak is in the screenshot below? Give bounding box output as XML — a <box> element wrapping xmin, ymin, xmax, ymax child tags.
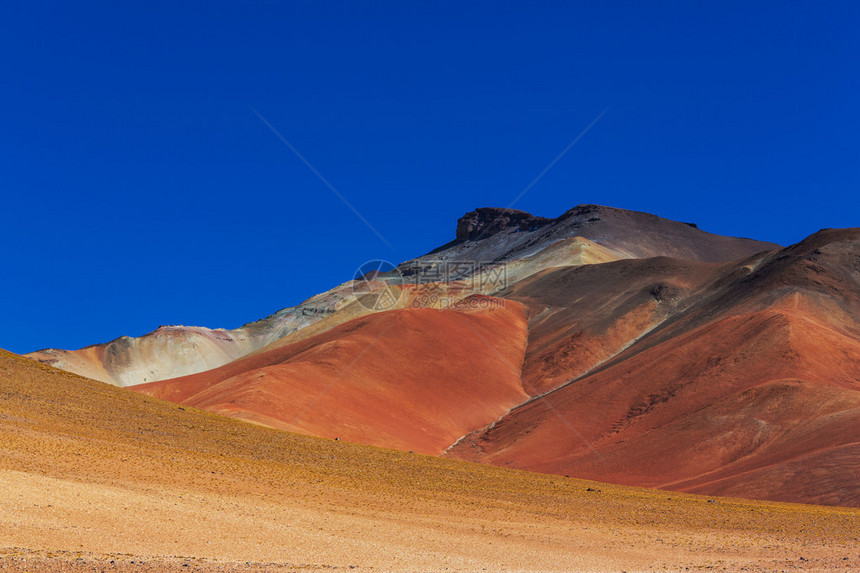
<box><xmin>252</xmin><ymin>107</ymin><xmax>394</xmax><ymax>250</ymax></box>
<box><xmin>508</xmin><ymin>107</ymin><xmax>609</xmax><ymax>209</ymax></box>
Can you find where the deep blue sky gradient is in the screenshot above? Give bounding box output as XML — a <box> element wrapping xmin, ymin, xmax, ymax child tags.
<box><xmin>1</xmin><ymin>1</ymin><xmax>858</xmax><ymax>353</ymax></box>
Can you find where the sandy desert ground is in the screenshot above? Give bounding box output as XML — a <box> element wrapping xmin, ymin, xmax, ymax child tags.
<box><xmin>1</xmin><ymin>348</ymin><xmax>858</xmax><ymax>572</ymax></box>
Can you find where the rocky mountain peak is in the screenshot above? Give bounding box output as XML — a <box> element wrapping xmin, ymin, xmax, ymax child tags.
<box><xmin>455</xmin><ymin>207</ymin><xmax>553</xmax><ymax>241</ymax></box>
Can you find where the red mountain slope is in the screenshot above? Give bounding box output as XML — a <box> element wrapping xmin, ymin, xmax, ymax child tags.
<box><xmin>134</xmin><ymin>297</ymin><xmax>529</xmax><ymax>454</ymax></box>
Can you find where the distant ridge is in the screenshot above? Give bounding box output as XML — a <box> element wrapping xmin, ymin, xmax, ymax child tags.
<box><xmin>422</xmin><ymin>204</ymin><xmax>779</xmax><ymax>264</ymax></box>
<box><xmin>28</xmin><ymin>204</ymin><xmax>779</xmax><ymax>387</ymax></box>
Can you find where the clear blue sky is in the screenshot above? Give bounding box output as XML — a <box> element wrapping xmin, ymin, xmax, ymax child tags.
<box><xmin>2</xmin><ymin>1</ymin><xmax>857</xmax><ymax>353</ymax></box>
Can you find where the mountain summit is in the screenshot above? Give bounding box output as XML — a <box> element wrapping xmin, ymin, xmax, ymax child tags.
<box><xmin>455</xmin><ymin>207</ymin><xmax>553</xmax><ymax>241</ymax></box>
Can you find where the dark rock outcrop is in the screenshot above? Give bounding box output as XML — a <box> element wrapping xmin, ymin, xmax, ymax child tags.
<box><xmin>455</xmin><ymin>208</ymin><xmax>552</xmax><ymax>241</ymax></box>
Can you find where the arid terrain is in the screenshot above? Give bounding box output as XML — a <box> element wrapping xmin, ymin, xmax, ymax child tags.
<box><xmin>1</xmin><ymin>348</ymin><xmax>859</xmax><ymax>572</ymax></box>
<box><xmin>96</xmin><ymin>207</ymin><xmax>858</xmax><ymax>508</ymax></box>
<box><xmin>8</xmin><ymin>205</ymin><xmax>859</xmax><ymax>570</ymax></box>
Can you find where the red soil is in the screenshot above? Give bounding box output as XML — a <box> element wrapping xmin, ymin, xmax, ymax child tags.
<box><xmin>133</xmin><ymin>296</ymin><xmax>529</xmax><ymax>454</ymax></box>
<box><xmin>450</xmin><ymin>304</ymin><xmax>860</xmax><ymax>506</ymax></box>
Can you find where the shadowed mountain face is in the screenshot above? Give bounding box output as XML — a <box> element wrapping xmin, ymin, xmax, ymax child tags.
<box><xmin>23</xmin><ymin>205</ymin><xmax>860</xmax><ymax>507</ymax></box>
<box><xmin>499</xmin><ymin>256</ymin><xmax>736</xmax><ymax>395</ymax></box>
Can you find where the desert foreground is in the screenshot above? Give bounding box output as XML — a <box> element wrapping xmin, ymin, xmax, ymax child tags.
<box><xmin>1</xmin><ymin>349</ymin><xmax>857</xmax><ymax>572</ymax></box>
